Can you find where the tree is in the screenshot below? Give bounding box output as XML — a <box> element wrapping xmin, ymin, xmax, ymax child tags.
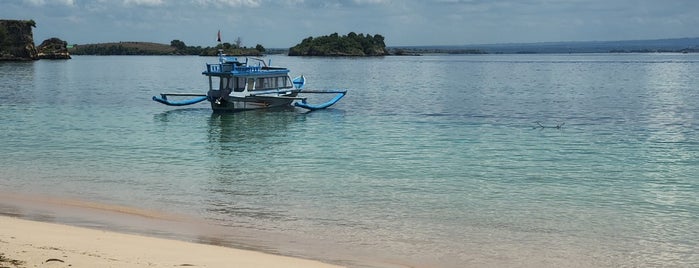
<box><xmin>255</xmin><ymin>44</ymin><xmax>265</xmax><ymax>53</ymax></box>
<box><xmin>170</xmin><ymin>39</ymin><xmax>186</xmax><ymax>50</ymax></box>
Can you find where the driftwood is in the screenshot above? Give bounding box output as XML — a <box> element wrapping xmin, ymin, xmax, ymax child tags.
<box><xmin>45</xmin><ymin>258</ymin><xmax>65</xmax><ymax>263</ymax></box>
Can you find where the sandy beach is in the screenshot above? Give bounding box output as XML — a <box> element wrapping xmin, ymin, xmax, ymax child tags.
<box><xmin>0</xmin><ymin>215</ymin><xmax>344</xmax><ymax>268</ymax></box>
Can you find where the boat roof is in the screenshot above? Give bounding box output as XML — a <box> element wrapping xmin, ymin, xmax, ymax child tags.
<box><xmin>202</xmin><ymin>55</ymin><xmax>290</xmax><ymax>77</ymax></box>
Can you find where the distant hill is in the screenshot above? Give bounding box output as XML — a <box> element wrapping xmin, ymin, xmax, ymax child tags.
<box><xmin>69</xmin><ymin>41</ymin><xmax>264</xmax><ymax>56</ymax></box>
<box><xmin>391</xmin><ymin>37</ymin><xmax>699</xmax><ymax>54</ymax></box>
<box><xmin>69</xmin><ymin>42</ymin><xmax>176</xmax><ymax>55</ymax></box>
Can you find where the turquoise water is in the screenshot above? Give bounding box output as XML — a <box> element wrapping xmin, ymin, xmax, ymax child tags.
<box><xmin>1</xmin><ymin>54</ymin><xmax>698</xmax><ymax>267</ymax></box>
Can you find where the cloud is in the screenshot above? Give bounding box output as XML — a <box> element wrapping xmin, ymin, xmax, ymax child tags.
<box><xmin>24</xmin><ymin>0</ymin><xmax>75</xmax><ymax>6</ymax></box>
<box><xmin>192</xmin><ymin>0</ymin><xmax>262</xmax><ymax>7</ymax></box>
<box><xmin>123</xmin><ymin>0</ymin><xmax>164</xmax><ymax>6</ymax></box>
<box><xmin>350</xmin><ymin>0</ymin><xmax>389</xmax><ymax>4</ymax></box>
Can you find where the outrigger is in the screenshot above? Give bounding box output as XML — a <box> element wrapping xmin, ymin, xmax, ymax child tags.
<box><xmin>152</xmin><ymin>51</ymin><xmax>346</xmax><ymax>112</ymax></box>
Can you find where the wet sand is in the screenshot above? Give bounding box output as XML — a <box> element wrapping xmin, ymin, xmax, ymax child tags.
<box><xmin>0</xmin><ymin>215</ymin><xmax>344</xmax><ymax>268</ymax></box>
<box><xmin>0</xmin><ymin>192</ymin><xmax>345</xmax><ymax>268</ymax></box>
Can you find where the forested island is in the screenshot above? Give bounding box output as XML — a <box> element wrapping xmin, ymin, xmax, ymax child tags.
<box><xmin>69</xmin><ymin>40</ymin><xmax>265</xmax><ymax>56</ymax></box>
<box><xmin>288</xmin><ymin>32</ymin><xmax>388</xmax><ymax>56</ymax></box>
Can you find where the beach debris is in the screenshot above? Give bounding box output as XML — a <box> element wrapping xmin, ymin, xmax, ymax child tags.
<box><xmin>534</xmin><ymin>121</ymin><xmax>564</xmax><ymax>129</ymax></box>
<box><xmin>44</xmin><ymin>258</ymin><xmax>65</xmax><ymax>263</ymax></box>
<box><xmin>0</xmin><ymin>253</ymin><xmax>25</xmax><ymax>267</ymax></box>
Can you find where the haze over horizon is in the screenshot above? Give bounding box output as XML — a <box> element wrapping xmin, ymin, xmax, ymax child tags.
<box><xmin>3</xmin><ymin>0</ymin><xmax>699</xmax><ymax>48</ymax></box>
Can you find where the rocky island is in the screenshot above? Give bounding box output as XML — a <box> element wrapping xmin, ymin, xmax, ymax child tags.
<box><xmin>1</xmin><ymin>19</ymin><xmax>71</xmax><ymax>61</ymax></box>
<box><xmin>37</xmin><ymin>37</ymin><xmax>71</xmax><ymax>59</ymax></box>
<box><xmin>288</xmin><ymin>32</ymin><xmax>388</xmax><ymax>56</ymax></box>
<box><xmin>0</xmin><ymin>19</ymin><xmax>38</xmax><ymax>61</ymax></box>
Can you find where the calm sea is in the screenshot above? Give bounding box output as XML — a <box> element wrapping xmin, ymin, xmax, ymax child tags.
<box><xmin>1</xmin><ymin>54</ymin><xmax>698</xmax><ymax>267</ymax></box>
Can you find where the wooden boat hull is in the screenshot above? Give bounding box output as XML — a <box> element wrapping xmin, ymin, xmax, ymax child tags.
<box><xmin>207</xmin><ymin>90</ymin><xmax>298</xmax><ymax>112</ymax></box>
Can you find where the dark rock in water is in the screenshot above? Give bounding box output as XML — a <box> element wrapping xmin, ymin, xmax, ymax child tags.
<box><xmin>38</xmin><ymin>37</ymin><xmax>71</xmax><ymax>59</ymax></box>
<box><xmin>0</xmin><ymin>19</ymin><xmax>39</xmax><ymax>61</ymax></box>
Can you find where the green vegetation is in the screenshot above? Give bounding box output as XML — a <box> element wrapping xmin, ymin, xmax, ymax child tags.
<box><xmin>288</xmin><ymin>32</ymin><xmax>388</xmax><ymax>56</ymax></box>
<box><xmin>69</xmin><ymin>40</ymin><xmax>266</xmax><ymax>56</ymax></box>
<box><xmin>69</xmin><ymin>42</ymin><xmax>176</xmax><ymax>55</ymax></box>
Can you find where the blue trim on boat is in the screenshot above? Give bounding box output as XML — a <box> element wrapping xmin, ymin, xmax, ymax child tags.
<box><xmin>294</xmin><ymin>91</ymin><xmax>346</xmax><ymax>111</ymax></box>
<box><xmin>152</xmin><ymin>96</ymin><xmax>207</xmax><ymax>106</ymax></box>
<box><xmin>293</xmin><ymin>75</ymin><xmax>306</xmax><ymax>89</ymax></box>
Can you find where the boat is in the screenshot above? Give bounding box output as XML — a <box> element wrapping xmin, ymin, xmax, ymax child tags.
<box><xmin>152</xmin><ymin>51</ymin><xmax>346</xmax><ymax>112</ymax></box>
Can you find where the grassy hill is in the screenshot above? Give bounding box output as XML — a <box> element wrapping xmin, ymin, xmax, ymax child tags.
<box><xmin>69</xmin><ymin>42</ymin><xmax>177</xmax><ymax>55</ymax></box>
<box><xmin>69</xmin><ymin>41</ymin><xmax>264</xmax><ymax>56</ymax></box>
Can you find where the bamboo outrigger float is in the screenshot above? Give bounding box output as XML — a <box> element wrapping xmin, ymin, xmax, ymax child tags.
<box><xmin>153</xmin><ymin>52</ymin><xmax>346</xmax><ymax>112</ymax></box>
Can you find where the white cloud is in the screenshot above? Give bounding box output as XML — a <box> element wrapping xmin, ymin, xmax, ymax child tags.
<box><xmin>193</xmin><ymin>0</ymin><xmax>262</xmax><ymax>8</ymax></box>
<box><xmin>123</xmin><ymin>0</ymin><xmax>164</xmax><ymax>7</ymax></box>
<box><xmin>352</xmin><ymin>0</ymin><xmax>388</xmax><ymax>4</ymax></box>
<box><xmin>25</xmin><ymin>0</ymin><xmax>75</xmax><ymax>6</ymax></box>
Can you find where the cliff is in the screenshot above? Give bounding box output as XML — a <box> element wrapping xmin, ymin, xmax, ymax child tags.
<box><xmin>37</xmin><ymin>37</ymin><xmax>71</xmax><ymax>59</ymax></box>
<box><xmin>0</xmin><ymin>19</ymin><xmax>38</xmax><ymax>61</ymax></box>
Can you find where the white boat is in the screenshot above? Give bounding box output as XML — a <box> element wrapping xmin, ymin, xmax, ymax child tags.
<box><xmin>153</xmin><ymin>52</ymin><xmax>346</xmax><ymax>112</ymax></box>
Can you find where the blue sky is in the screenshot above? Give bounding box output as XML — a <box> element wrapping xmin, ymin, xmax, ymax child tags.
<box><xmin>3</xmin><ymin>0</ymin><xmax>699</xmax><ymax>48</ymax></box>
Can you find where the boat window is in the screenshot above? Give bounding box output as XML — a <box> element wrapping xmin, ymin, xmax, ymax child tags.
<box><xmin>251</xmin><ymin>76</ymin><xmax>293</xmax><ymax>90</ymax></box>
<box><xmin>220</xmin><ymin>77</ymin><xmax>234</xmax><ymax>91</ymax></box>
<box><xmin>277</xmin><ymin>76</ymin><xmax>291</xmax><ymax>88</ymax></box>
<box><xmin>246</xmin><ymin>78</ymin><xmax>255</xmax><ymax>91</ymax></box>
<box><xmin>218</xmin><ymin>77</ymin><xmax>226</xmax><ymax>90</ymax></box>
<box><xmin>255</xmin><ymin>78</ymin><xmax>266</xmax><ymax>90</ymax></box>
<box><xmin>234</xmin><ymin>77</ymin><xmax>245</xmax><ymax>92</ymax></box>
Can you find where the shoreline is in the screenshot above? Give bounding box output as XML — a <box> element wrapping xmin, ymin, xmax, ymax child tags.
<box><xmin>0</xmin><ymin>215</ymin><xmax>344</xmax><ymax>268</ymax></box>
<box><xmin>0</xmin><ymin>192</ymin><xmax>347</xmax><ymax>268</ymax></box>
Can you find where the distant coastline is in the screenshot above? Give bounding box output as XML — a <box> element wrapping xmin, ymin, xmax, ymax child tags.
<box><xmin>68</xmin><ymin>40</ymin><xmax>265</xmax><ymax>56</ymax></box>
<box><xmin>390</xmin><ymin>37</ymin><xmax>699</xmax><ymax>55</ymax></box>
<box><xmin>65</xmin><ymin>37</ymin><xmax>699</xmax><ymax>56</ymax></box>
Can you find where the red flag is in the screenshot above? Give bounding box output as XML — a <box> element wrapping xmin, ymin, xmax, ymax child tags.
<box><xmin>217</xmin><ymin>30</ymin><xmax>221</xmax><ymax>42</ymax></box>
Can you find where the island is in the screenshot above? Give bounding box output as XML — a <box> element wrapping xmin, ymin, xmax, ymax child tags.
<box><xmin>69</xmin><ymin>40</ymin><xmax>265</xmax><ymax>56</ymax></box>
<box><xmin>37</xmin><ymin>37</ymin><xmax>71</xmax><ymax>59</ymax></box>
<box><xmin>288</xmin><ymin>32</ymin><xmax>388</xmax><ymax>56</ymax></box>
<box><xmin>0</xmin><ymin>19</ymin><xmax>38</xmax><ymax>61</ymax></box>
<box><xmin>1</xmin><ymin>19</ymin><xmax>72</xmax><ymax>60</ymax></box>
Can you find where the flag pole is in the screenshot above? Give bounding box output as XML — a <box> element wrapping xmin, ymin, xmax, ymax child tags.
<box><xmin>217</xmin><ymin>30</ymin><xmax>223</xmax><ymax>61</ymax></box>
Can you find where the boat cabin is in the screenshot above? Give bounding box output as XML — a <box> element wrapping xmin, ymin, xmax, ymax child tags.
<box><xmin>203</xmin><ymin>57</ymin><xmax>295</xmax><ymax>97</ymax></box>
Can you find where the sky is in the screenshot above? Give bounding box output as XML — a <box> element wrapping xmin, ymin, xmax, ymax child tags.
<box><xmin>3</xmin><ymin>0</ymin><xmax>699</xmax><ymax>48</ymax></box>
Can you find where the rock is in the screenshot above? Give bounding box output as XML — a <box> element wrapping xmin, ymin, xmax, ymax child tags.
<box><xmin>38</xmin><ymin>37</ymin><xmax>71</xmax><ymax>59</ymax></box>
<box><xmin>0</xmin><ymin>19</ymin><xmax>39</xmax><ymax>61</ymax></box>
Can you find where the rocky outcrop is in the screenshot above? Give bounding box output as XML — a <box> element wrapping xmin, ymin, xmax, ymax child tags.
<box><xmin>0</xmin><ymin>19</ymin><xmax>38</xmax><ymax>61</ymax></box>
<box><xmin>38</xmin><ymin>37</ymin><xmax>71</xmax><ymax>59</ymax></box>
